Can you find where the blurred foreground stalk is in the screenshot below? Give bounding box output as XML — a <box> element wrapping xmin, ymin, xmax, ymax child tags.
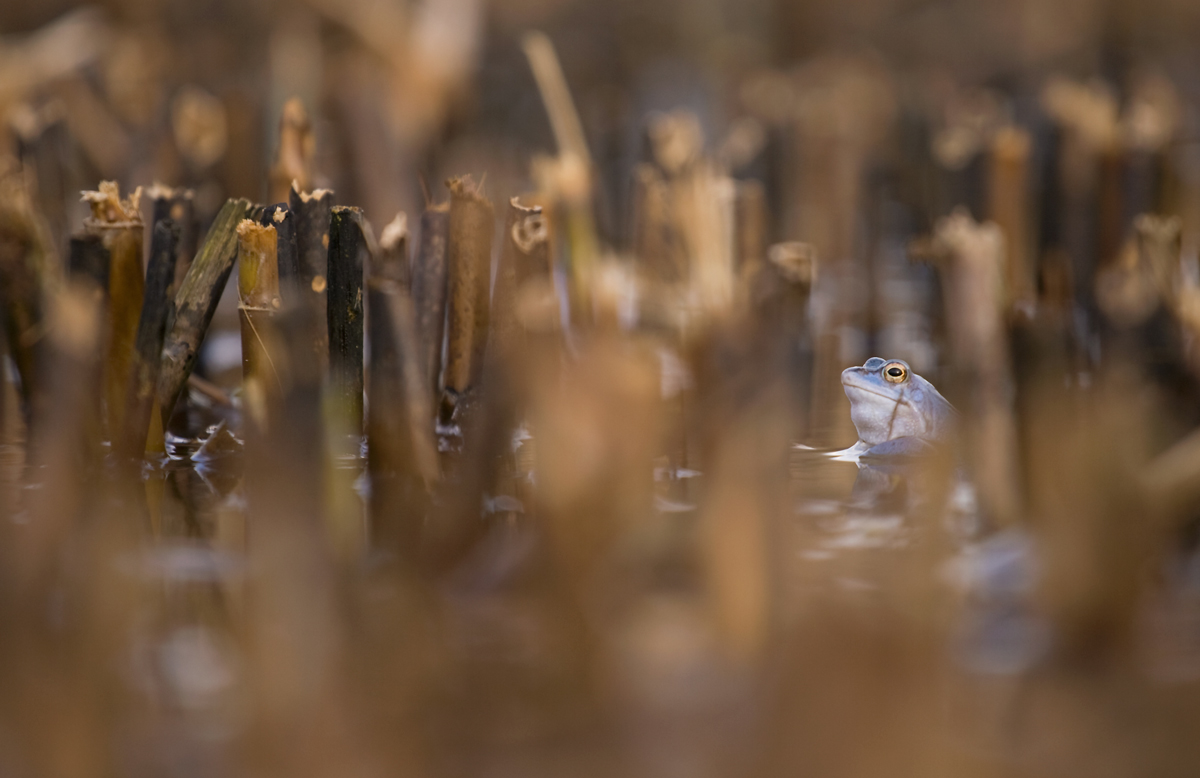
<box><xmin>367</xmin><ymin>212</ymin><xmax>437</xmax><ymax>559</ymax></box>
<box><xmin>0</xmin><ymin>163</ymin><xmax>55</xmax><ymax>436</ymax></box>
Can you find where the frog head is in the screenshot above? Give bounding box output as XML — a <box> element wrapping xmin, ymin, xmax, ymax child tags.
<box><xmin>841</xmin><ymin>357</ymin><xmax>955</xmax><ymax>447</ymax></box>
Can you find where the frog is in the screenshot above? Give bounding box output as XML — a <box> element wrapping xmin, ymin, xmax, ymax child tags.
<box><xmin>839</xmin><ymin>357</ymin><xmax>957</xmax><ymax>460</ymax></box>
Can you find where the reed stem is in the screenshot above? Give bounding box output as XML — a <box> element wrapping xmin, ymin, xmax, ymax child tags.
<box><xmin>157</xmin><ymin>197</ymin><xmax>254</xmax><ymax>424</ymax></box>
<box><xmin>326</xmin><ymin>206</ymin><xmax>367</xmax><ymax>433</ymax></box>
<box><xmin>441</xmin><ymin>176</ymin><xmax>495</xmax><ymax>417</ymax></box>
<box><xmin>118</xmin><ymin>218</ymin><xmax>177</xmax><ymax>460</ymax></box>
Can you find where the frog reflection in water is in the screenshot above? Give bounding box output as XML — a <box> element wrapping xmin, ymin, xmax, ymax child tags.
<box><xmin>840</xmin><ymin>357</ymin><xmax>956</xmax><ymax>460</ymax></box>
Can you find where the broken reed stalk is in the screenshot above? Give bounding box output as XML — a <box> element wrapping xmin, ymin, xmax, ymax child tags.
<box><xmin>157</xmin><ymin>197</ymin><xmax>254</xmax><ymax>423</ymax></box>
<box><xmin>760</xmin><ymin>241</ymin><xmax>817</xmax><ymax>439</ymax></box>
<box><xmin>491</xmin><ymin>197</ymin><xmax>550</xmax><ymax>355</ymax></box>
<box><xmin>378</xmin><ymin>213</ymin><xmax>410</xmax><ymax>286</ymax></box>
<box><xmin>931</xmin><ymin>210</ymin><xmax>1022</xmax><ymax>528</ymax></box>
<box><xmin>146</xmin><ymin>184</ymin><xmax>196</xmax><ymax>295</ymax></box>
<box><xmin>632</xmin><ymin>163</ymin><xmax>682</xmax><ymax>282</ymax></box>
<box><xmin>268</xmin><ymin>98</ymin><xmax>315</xmax><ymax>204</ymax></box>
<box><xmin>760</xmin><ymin>242</ymin><xmax>818</xmax><ymax>334</ymax></box>
<box><xmin>441</xmin><ymin>177</ymin><xmax>495</xmax><ymax>417</ymax></box>
<box><xmin>411</xmin><ymin>202</ymin><xmax>450</xmax><ymax>401</ymax></box>
<box><xmin>734</xmin><ymin>179</ymin><xmax>768</xmax><ymax>274</ymax></box>
<box><xmin>117</xmin><ymin>219</ymin><xmax>178</xmax><ymax>461</ymax></box>
<box><xmin>367</xmin><ymin>238</ymin><xmax>438</xmax><ymax>555</ymax></box>
<box><xmin>1041</xmin><ymin>78</ymin><xmax>1117</xmax><ymax>313</ymax></box>
<box><xmin>81</xmin><ymin>182</ymin><xmax>144</xmax><ymax>441</ymax></box>
<box><xmin>419</xmin><ymin>196</ymin><xmax>540</xmax><ymax>570</ymax></box>
<box><xmin>261</xmin><ymin>203</ymin><xmax>300</xmax><ymax>300</ymax></box>
<box><xmin>428</xmin><ymin>197</ymin><xmax>552</xmax><ymax>566</ymax></box>
<box><xmin>788</xmin><ymin>61</ymin><xmax>892</xmax><ymax>448</ymax></box>
<box><xmin>289</xmin><ymin>184</ymin><xmax>334</xmax><ymax>371</ymax></box>
<box><xmin>1095</xmin><ymin>214</ymin><xmax>1181</xmax><ymax>330</ymax></box>
<box><xmin>1136</xmin><ymin>214</ymin><xmax>1183</xmax><ymax>309</ymax></box>
<box><xmin>522</xmin><ymin>31</ymin><xmax>598</xmax><ymax>301</ymax></box>
<box><xmin>988</xmin><ymin>127</ymin><xmax>1034</xmax><ymax>307</ymax></box>
<box><xmin>324</xmin><ymin>206</ymin><xmax>374</xmax><ymax>565</ymax></box>
<box><xmin>237</xmin><ymin>219</ymin><xmax>282</xmax><ymax>431</ymax></box>
<box><xmin>679</xmin><ymin>164</ymin><xmax>738</xmax><ymax>319</ymax></box>
<box><xmin>326</xmin><ymin>206</ymin><xmax>367</xmax><ymax>434</ymax></box>
<box><xmin>0</xmin><ymin>169</ymin><xmax>56</xmax><ymax>438</ymax></box>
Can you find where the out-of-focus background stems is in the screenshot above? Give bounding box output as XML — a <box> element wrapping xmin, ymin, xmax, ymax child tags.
<box><xmin>6</xmin><ymin>1</ymin><xmax>1200</xmax><ymax>777</ymax></box>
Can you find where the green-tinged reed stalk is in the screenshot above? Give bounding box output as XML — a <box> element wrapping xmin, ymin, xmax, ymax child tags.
<box><xmin>157</xmin><ymin>197</ymin><xmax>253</xmax><ymax>424</ymax></box>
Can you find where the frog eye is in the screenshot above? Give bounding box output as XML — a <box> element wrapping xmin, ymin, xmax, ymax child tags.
<box><xmin>883</xmin><ymin>363</ymin><xmax>908</xmax><ymax>383</ymax></box>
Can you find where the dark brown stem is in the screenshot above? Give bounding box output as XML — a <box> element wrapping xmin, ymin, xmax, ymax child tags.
<box><xmin>261</xmin><ymin>203</ymin><xmax>300</xmax><ymax>301</ymax></box>
<box><xmin>411</xmin><ymin>202</ymin><xmax>450</xmax><ymax>403</ymax></box>
<box><xmin>327</xmin><ymin>206</ymin><xmax>367</xmax><ymax>433</ymax></box>
<box><xmin>146</xmin><ymin>184</ymin><xmax>196</xmax><ymax>297</ymax></box>
<box><xmin>118</xmin><ymin>219</ymin><xmax>178</xmax><ymax>461</ymax></box>
<box><xmin>491</xmin><ymin>197</ymin><xmax>549</xmax><ymax>357</ymax></box>
<box><xmin>67</xmin><ymin>233</ymin><xmax>109</xmax><ymax>292</ymax></box>
<box><xmin>289</xmin><ymin>184</ymin><xmax>334</xmax><ymax>373</ymax></box>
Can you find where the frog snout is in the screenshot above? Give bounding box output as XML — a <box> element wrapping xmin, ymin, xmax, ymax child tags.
<box><xmin>841</xmin><ymin>367</ymin><xmax>869</xmax><ymax>389</ymax></box>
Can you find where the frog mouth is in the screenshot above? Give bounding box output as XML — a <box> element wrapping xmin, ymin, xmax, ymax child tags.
<box><xmin>841</xmin><ymin>378</ymin><xmax>913</xmax><ymax>408</ymax></box>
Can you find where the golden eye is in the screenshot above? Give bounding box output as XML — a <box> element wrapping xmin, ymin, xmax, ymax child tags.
<box><xmin>883</xmin><ymin>363</ymin><xmax>908</xmax><ymax>383</ymax></box>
